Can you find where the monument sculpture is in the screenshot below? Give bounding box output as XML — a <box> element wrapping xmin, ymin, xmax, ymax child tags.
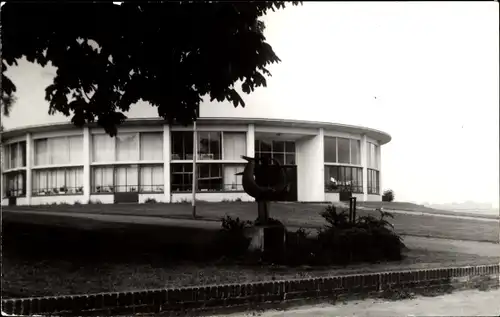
<box><xmin>236</xmin><ymin>155</ymin><xmax>289</xmax><ymax>257</ymax></box>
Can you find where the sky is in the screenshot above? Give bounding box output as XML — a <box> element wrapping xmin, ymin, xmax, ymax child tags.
<box><xmin>3</xmin><ymin>2</ymin><xmax>499</xmax><ymax>208</ymax></box>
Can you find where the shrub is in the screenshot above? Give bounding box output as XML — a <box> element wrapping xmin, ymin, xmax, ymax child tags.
<box><xmin>74</xmin><ymin>201</ymin><xmax>81</xmax><ymax>205</ymax></box>
<box><xmin>382</xmin><ymin>189</ymin><xmax>395</xmax><ymax>202</ymax></box>
<box><xmin>314</xmin><ymin>205</ymin><xmax>405</xmax><ymax>264</ymax></box>
<box><xmin>144</xmin><ymin>198</ymin><xmax>157</xmax><ymax>204</ymax></box>
<box><xmin>253</xmin><ymin>217</ymin><xmax>285</xmax><ymax>227</ymax></box>
<box><xmin>213</xmin><ymin>215</ymin><xmax>252</xmax><ymax>258</ymax></box>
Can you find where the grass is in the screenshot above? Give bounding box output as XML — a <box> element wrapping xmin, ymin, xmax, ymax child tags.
<box><xmin>3</xmin><ymin>215</ymin><xmax>498</xmax><ymax>300</ymax></box>
<box><xmin>4</xmin><ymin>201</ymin><xmax>499</xmax><ymax>243</ymax></box>
<box><xmin>357</xmin><ymin>201</ymin><xmax>500</xmax><ymax>220</ymax></box>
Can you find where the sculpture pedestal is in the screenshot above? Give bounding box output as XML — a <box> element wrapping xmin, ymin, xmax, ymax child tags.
<box><xmin>245</xmin><ymin>225</ymin><xmax>287</xmax><ymax>263</ymax></box>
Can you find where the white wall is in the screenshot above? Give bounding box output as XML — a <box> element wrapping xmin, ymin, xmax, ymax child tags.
<box><xmin>295</xmin><ymin>129</ymin><xmax>324</xmax><ymax>202</ymax></box>
<box><xmin>367</xmin><ymin>194</ymin><xmax>382</xmax><ymax>202</ymax></box>
<box><xmin>171</xmin><ymin>192</ymin><xmax>254</xmax><ymax>203</ymax></box>
<box><xmin>30</xmin><ymin>195</ymin><xmax>84</xmax><ymax>205</ymax></box>
<box><xmin>325</xmin><ymin>192</ymin><xmax>339</xmax><ymax>202</ymax></box>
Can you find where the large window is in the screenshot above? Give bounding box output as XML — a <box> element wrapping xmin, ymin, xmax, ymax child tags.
<box><xmin>198</xmin><ymin>132</ymin><xmax>221</xmax><ymax>160</ymax></box>
<box><xmin>255</xmin><ymin>140</ymin><xmax>296</xmax><ymax>165</ymax></box>
<box><xmin>368</xmin><ymin>142</ymin><xmax>378</xmax><ymax>169</ymax></box>
<box><xmin>92</xmin><ymin>165</ymin><xmax>164</xmax><ymax>193</ymax></box>
<box><xmin>92</xmin><ymin>134</ymin><xmax>116</xmax><ymax>162</ymax></box>
<box><xmin>171</xmin><ymin>163</ymin><xmax>244</xmax><ymax>192</ymax></box>
<box><xmin>34</xmin><ymin>136</ymin><xmax>83</xmax><ymax>166</ymax></box>
<box><xmin>324</xmin><ymin>137</ymin><xmax>360</xmax><ymax>165</ymax></box>
<box><xmin>92</xmin><ymin>132</ymin><xmax>163</xmax><ymax>163</ymax></box>
<box><xmin>171</xmin><ymin>131</ymin><xmax>194</xmax><ymax>160</ymax></box>
<box><xmin>140</xmin><ymin>165</ymin><xmax>164</xmax><ymax>193</ymax></box>
<box><xmin>116</xmin><ymin>133</ymin><xmax>139</xmax><ymax>162</ymax></box>
<box><xmin>223</xmin><ymin>132</ymin><xmax>246</xmax><ymax>160</ymax></box>
<box><xmin>4</xmin><ymin>171</ymin><xmax>26</xmax><ymax>197</ymax></box>
<box><xmin>140</xmin><ymin>133</ymin><xmax>163</xmax><ymax>161</ymax></box>
<box><xmin>33</xmin><ymin>167</ymin><xmax>84</xmax><ymax>196</ymax></box>
<box><xmin>324</xmin><ymin>165</ymin><xmax>363</xmax><ymax>193</ymax></box>
<box><xmin>171</xmin><ymin>163</ymin><xmax>193</xmax><ymax>192</ymax></box>
<box><xmin>367</xmin><ymin>168</ymin><xmax>380</xmax><ymax>195</ymax></box>
<box><xmin>4</xmin><ymin>141</ymin><xmax>26</xmax><ymax>170</ymax></box>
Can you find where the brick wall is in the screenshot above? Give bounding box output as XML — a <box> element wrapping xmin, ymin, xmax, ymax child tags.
<box><xmin>2</xmin><ymin>264</ymin><xmax>499</xmax><ymax>316</ymax></box>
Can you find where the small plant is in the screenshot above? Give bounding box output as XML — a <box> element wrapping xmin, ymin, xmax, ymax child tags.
<box><xmin>214</xmin><ymin>215</ymin><xmax>253</xmax><ymax>258</ymax></box>
<box><xmin>88</xmin><ymin>199</ymin><xmax>102</xmax><ymax>205</ymax></box>
<box><xmin>235</xmin><ymin>197</ymin><xmax>242</xmax><ymax>202</ymax></box>
<box><xmin>382</xmin><ymin>189</ymin><xmax>395</xmax><ymax>202</ymax></box>
<box><xmin>74</xmin><ymin>201</ymin><xmax>81</xmax><ymax>205</ymax></box>
<box><xmin>144</xmin><ymin>198</ymin><xmax>157</xmax><ymax>204</ymax></box>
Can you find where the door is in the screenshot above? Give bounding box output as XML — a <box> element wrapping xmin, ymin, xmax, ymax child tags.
<box><xmin>277</xmin><ymin>165</ymin><xmax>298</xmax><ymax>202</ymax></box>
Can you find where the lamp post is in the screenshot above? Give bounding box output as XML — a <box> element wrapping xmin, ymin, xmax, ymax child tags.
<box><xmin>192</xmin><ymin>110</ymin><xmax>198</xmax><ymax>219</ymax></box>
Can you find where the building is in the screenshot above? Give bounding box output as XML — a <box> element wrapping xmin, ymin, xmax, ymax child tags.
<box><xmin>1</xmin><ymin>117</ymin><xmax>391</xmax><ymax>206</ymax></box>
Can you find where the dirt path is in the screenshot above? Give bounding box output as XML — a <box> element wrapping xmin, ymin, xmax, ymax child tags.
<box><xmin>227</xmin><ymin>289</ymin><xmax>500</xmax><ymax>317</ymax></box>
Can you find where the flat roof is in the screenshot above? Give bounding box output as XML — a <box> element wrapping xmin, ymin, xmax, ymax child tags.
<box><xmin>0</xmin><ymin>117</ymin><xmax>392</xmax><ymax>145</ymax></box>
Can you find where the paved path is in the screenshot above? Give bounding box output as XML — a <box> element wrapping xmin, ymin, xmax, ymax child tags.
<box><xmin>227</xmin><ymin>289</ymin><xmax>500</xmax><ymax>317</ymax></box>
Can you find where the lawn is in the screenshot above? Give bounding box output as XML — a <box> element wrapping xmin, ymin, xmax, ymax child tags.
<box><xmin>3</xmin><ymin>214</ymin><xmax>498</xmax><ymax>299</ymax></box>
<box><xmin>356</xmin><ymin>201</ymin><xmax>500</xmax><ymax>220</ymax></box>
<box><xmin>4</xmin><ymin>201</ymin><xmax>500</xmax><ymax>243</ymax></box>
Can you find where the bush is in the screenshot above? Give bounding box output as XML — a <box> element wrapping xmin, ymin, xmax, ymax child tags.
<box><xmin>315</xmin><ymin>206</ymin><xmax>405</xmax><ymax>264</ymax></box>
<box><xmin>144</xmin><ymin>198</ymin><xmax>157</xmax><ymax>204</ymax></box>
<box><xmin>213</xmin><ymin>215</ymin><xmax>252</xmax><ymax>259</ymax></box>
<box><xmin>382</xmin><ymin>189</ymin><xmax>395</xmax><ymax>202</ymax></box>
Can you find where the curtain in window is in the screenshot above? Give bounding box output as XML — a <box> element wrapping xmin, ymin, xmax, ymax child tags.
<box><xmin>10</xmin><ymin>143</ymin><xmax>17</xmax><ymax>169</ymax></box>
<box><xmin>93</xmin><ymin>135</ymin><xmax>115</xmax><ymax>162</ymax></box>
<box><xmin>49</xmin><ymin>137</ymin><xmax>69</xmax><ymax>165</ymax></box>
<box><xmin>93</xmin><ymin>167</ymin><xmax>114</xmax><ymax>192</ymax></box>
<box><xmin>116</xmin><ymin>133</ymin><xmax>139</xmax><ymax>161</ymax></box>
<box><xmin>140</xmin><ymin>133</ymin><xmax>163</xmax><ymax>161</ymax></box>
<box><xmin>223</xmin><ymin>133</ymin><xmax>246</xmax><ymax>160</ymax></box>
<box><xmin>223</xmin><ymin>165</ymin><xmax>244</xmax><ymax>191</ymax></box>
<box><xmin>35</xmin><ymin>139</ymin><xmax>48</xmax><ymax>166</ymax></box>
<box><xmin>69</xmin><ymin>136</ymin><xmax>83</xmax><ymax>164</ymax></box>
<box><xmin>350</xmin><ymin>140</ymin><xmax>360</xmax><ymax>165</ymax></box>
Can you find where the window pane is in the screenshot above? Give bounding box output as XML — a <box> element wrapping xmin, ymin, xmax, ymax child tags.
<box><xmin>35</xmin><ymin>139</ymin><xmax>48</xmax><ymax>166</ymax></box>
<box><xmin>198</xmin><ymin>131</ymin><xmax>221</xmax><ymax>160</ymax></box>
<box><xmin>116</xmin><ymin>133</ymin><xmax>139</xmax><ymax>162</ymax></box>
<box><xmin>171</xmin><ymin>163</ymin><xmax>192</xmax><ymax>192</ymax></box>
<box><xmin>324</xmin><ymin>137</ymin><xmax>336</xmax><ymax>162</ymax></box>
<box><xmin>49</xmin><ymin>137</ymin><xmax>69</xmax><ymax>165</ymax></box>
<box><xmin>197</xmin><ymin>163</ymin><xmax>222</xmax><ymax>191</ymax></box>
<box><xmin>260</xmin><ymin>140</ymin><xmax>271</xmax><ymax>152</ymax></box>
<box><xmin>223</xmin><ymin>132</ymin><xmax>246</xmax><ymax>160</ymax></box>
<box><xmin>350</xmin><ymin>140</ymin><xmax>360</xmax><ymax>165</ymax></box>
<box><xmin>10</xmin><ymin>143</ymin><xmax>17</xmax><ymax>168</ymax></box>
<box><xmin>285</xmin><ymin>141</ymin><xmax>296</xmax><ymax>153</ymax></box>
<box><xmin>152</xmin><ymin>166</ymin><xmax>164</xmax><ymax>192</ymax></box>
<box><xmin>69</xmin><ymin>136</ymin><xmax>83</xmax><ymax>164</ymax></box>
<box><xmin>140</xmin><ymin>133</ymin><xmax>163</xmax><ymax>161</ymax></box>
<box><xmin>273</xmin><ymin>153</ymin><xmax>284</xmax><ymax>165</ymax></box>
<box><xmin>93</xmin><ymin>166</ymin><xmax>114</xmax><ymax>193</ymax></box>
<box><xmin>337</xmin><ymin>138</ymin><xmax>350</xmax><ymax>164</ymax></box>
<box><xmin>285</xmin><ymin>153</ymin><xmax>296</xmax><ymax>165</ymax></box>
<box><xmin>171</xmin><ymin>132</ymin><xmax>193</xmax><ymax>160</ymax></box>
<box><xmin>93</xmin><ymin>134</ymin><xmax>115</xmax><ymax>162</ymax></box>
<box><xmin>223</xmin><ymin>164</ymin><xmax>244</xmax><ymax>191</ymax></box>
<box><xmin>272</xmin><ymin>140</ymin><xmax>284</xmax><ymax>153</ymax></box>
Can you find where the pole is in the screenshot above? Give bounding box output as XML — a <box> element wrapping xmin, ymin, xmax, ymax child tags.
<box><xmin>192</xmin><ymin>119</ymin><xmax>197</xmax><ymax>219</ymax></box>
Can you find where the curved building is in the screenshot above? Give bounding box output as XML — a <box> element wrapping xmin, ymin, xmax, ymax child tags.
<box><xmin>1</xmin><ymin>116</ymin><xmax>390</xmax><ymax>206</ymax></box>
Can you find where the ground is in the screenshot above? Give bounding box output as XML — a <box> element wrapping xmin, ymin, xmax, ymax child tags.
<box><xmin>228</xmin><ymin>289</ymin><xmax>500</xmax><ymax>317</ymax></box>
<box><xmin>2</xmin><ymin>202</ymin><xmax>499</xmax><ymax>299</ymax></box>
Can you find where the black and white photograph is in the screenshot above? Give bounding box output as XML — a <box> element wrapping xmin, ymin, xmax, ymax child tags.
<box><xmin>1</xmin><ymin>1</ymin><xmax>499</xmax><ymax>316</ymax></box>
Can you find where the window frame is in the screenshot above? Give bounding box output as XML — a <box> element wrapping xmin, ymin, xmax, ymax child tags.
<box><xmin>32</xmin><ymin>167</ymin><xmax>84</xmax><ymax>196</ymax></box>
<box><xmin>324</xmin><ymin>165</ymin><xmax>363</xmax><ymax>193</ymax></box>
<box><xmin>367</xmin><ymin>168</ymin><xmax>380</xmax><ymax>195</ymax></box>
<box><xmin>324</xmin><ymin>136</ymin><xmax>361</xmax><ymax>165</ymax></box>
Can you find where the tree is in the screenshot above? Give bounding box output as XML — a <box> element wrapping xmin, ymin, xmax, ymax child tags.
<box><xmin>382</xmin><ymin>189</ymin><xmax>395</xmax><ymax>202</ymax></box>
<box><xmin>1</xmin><ymin>2</ymin><xmax>301</xmax><ymax>136</ymax></box>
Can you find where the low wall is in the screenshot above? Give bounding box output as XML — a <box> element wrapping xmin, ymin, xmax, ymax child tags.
<box><xmin>2</xmin><ymin>264</ymin><xmax>498</xmax><ymax>316</ymax></box>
